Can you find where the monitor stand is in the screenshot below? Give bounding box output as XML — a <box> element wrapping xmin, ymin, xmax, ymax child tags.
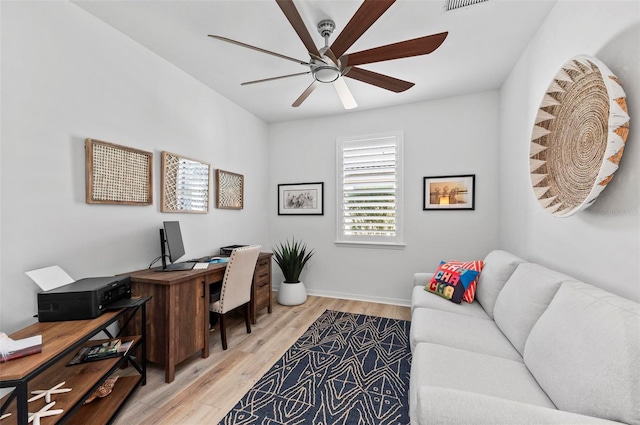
<box><xmin>158</xmin><ymin>262</ymin><xmax>194</xmax><ymax>272</ymax></box>
<box><xmin>157</xmin><ymin>228</ymin><xmax>194</xmax><ymax>272</ymax></box>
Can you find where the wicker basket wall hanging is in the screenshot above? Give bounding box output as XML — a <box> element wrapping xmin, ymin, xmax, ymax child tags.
<box><xmin>529</xmin><ymin>54</ymin><xmax>630</xmax><ymax>217</ymax></box>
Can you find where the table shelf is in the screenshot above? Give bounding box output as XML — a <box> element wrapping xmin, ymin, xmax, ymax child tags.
<box><xmin>0</xmin><ymin>297</ymin><xmax>149</xmax><ymax>425</ymax></box>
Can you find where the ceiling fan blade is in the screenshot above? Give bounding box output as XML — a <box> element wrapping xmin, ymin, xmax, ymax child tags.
<box><xmin>324</xmin><ymin>49</ymin><xmax>340</xmax><ymax>67</ymax></box>
<box><xmin>309</xmin><ymin>52</ymin><xmax>328</xmax><ymax>64</ymax></box>
<box><xmin>242</xmin><ymin>71</ymin><xmax>311</xmax><ymax>86</ymax></box>
<box><xmin>275</xmin><ymin>0</ymin><xmax>321</xmax><ymax>57</ymax></box>
<box><xmin>343</xmin><ymin>32</ymin><xmax>448</xmax><ymax>67</ymax></box>
<box><xmin>329</xmin><ymin>0</ymin><xmax>395</xmax><ymax>58</ymax></box>
<box><xmin>333</xmin><ymin>78</ymin><xmax>358</xmax><ymax>110</ymax></box>
<box><xmin>344</xmin><ymin>67</ymin><xmax>414</xmax><ymax>93</ymax></box>
<box><xmin>292</xmin><ymin>80</ymin><xmax>320</xmax><ymax>107</ymax></box>
<box><xmin>208</xmin><ymin>35</ymin><xmax>309</xmax><ymax>65</ymax></box>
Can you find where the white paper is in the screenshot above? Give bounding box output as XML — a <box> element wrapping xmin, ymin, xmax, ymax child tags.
<box><xmin>0</xmin><ymin>333</ymin><xmax>42</xmax><ymax>355</ymax></box>
<box><xmin>25</xmin><ymin>266</ymin><xmax>74</xmax><ymax>291</ymax></box>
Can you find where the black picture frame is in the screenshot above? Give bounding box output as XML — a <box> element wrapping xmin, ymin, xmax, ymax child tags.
<box><xmin>278</xmin><ymin>182</ymin><xmax>324</xmax><ymax>215</ymax></box>
<box><xmin>423</xmin><ymin>174</ymin><xmax>475</xmax><ymax>210</ymax></box>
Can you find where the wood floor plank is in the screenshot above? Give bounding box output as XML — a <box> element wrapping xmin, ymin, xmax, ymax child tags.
<box><xmin>112</xmin><ymin>399</ymin><xmax>159</xmax><ymax>425</ymax></box>
<box><xmin>112</xmin><ymin>295</ymin><xmax>410</xmax><ymax>425</ymax></box>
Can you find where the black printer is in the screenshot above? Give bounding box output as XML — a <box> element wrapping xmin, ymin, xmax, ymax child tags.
<box><xmin>37</xmin><ymin>275</ymin><xmax>131</xmax><ymax>322</ymax></box>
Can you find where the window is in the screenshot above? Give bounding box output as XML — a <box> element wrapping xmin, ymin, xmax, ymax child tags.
<box><xmin>336</xmin><ymin>132</ymin><xmax>404</xmax><ymax>247</ymax></box>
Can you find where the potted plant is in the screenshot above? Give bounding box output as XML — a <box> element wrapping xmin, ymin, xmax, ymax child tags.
<box><xmin>272</xmin><ymin>238</ymin><xmax>314</xmax><ymax>305</ymax></box>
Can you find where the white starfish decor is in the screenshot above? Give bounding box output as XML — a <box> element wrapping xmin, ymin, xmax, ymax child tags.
<box><xmin>28</xmin><ymin>381</ymin><xmax>72</xmax><ymax>403</ymax></box>
<box><xmin>28</xmin><ymin>402</ymin><xmax>63</xmax><ymax>425</ymax></box>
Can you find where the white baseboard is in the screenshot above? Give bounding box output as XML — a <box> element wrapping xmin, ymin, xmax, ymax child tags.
<box><xmin>272</xmin><ymin>283</ymin><xmax>410</xmax><ymax>307</ymax></box>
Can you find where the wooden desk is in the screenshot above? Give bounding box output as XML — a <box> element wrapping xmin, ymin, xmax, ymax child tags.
<box><xmin>126</xmin><ymin>252</ymin><xmax>272</xmax><ymax>383</ymax></box>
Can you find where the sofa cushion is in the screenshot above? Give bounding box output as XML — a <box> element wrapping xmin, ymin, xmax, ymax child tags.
<box><xmin>426</xmin><ymin>261</ymin><xmax>479</xmax><ymax>304</ymax></box>
<box><xmin>493</xmin><ymin>263</ymin><xmax>567</xmax><ymax>355</ymax></box>
<box><xmin>409</xmin><ymin>342</ymin><xmax>555</xmax><ymax>421</ymax></box>
<box><xmin>414</xmin><ymin>387</ymin><xmax>626</xmax><ymax>425</ymax></box>
<box><xmin>524</xmin><ymin>281</ymin><xmax>640</xmax><ymax>425</ymax></box>
<box><xmin>410</xmin><ymin>308</ymin><xmax>522</xmax><ymax>361</ymax></box>
<box><xmin>474</xmin><ymin>250</ymin><xmax>525</xmax><ymax>318</ymax></box>
<box><xmin>411</xmin><ymin>286</ymin><xmax>490</xmax><ymax>319</ymax></box>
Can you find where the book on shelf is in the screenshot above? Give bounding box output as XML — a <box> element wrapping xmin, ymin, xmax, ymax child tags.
<box><xmin>0</xmin><ymin>333</ymin><xmax>43</xmax><ymax>363</ymax></box>
<box><xmin>85</xmin><ymin>339</ymin><xmax>121</xmax><ymax>360</ymax></box>
<box><xmin>118</xmin><ymin>340</ymin><xmax>133</xmax><ymax>356</ymax></box>
<box><xmin>67</xmin><ymin>339</ymin><xmax>125</xmax><ymax>366</ymax></box>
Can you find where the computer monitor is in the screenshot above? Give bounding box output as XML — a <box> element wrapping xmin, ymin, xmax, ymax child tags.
<box><xmin>159</xmin><ymin>221</ymin><xmax>193</xmax><ymax>271</ymax></box>
<box><xmin>164</xmin><ymin>221</ymin><xmax>185</xmax><ymax>263</ymax></box>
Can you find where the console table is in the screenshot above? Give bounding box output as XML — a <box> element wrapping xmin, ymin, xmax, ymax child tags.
<box><xmin>125</xmin><ymin>252</ymin><xmax>272</xmax><ymax>383</ymax></box>
<box><xmin>0</xmin><ymin>297</ymin><xmax>149</xmax><ymax>425</ymax></box>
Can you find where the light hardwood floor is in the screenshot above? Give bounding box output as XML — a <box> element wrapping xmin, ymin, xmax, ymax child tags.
<box><xmin>113</xmin><ymin>294</ymin><xmax>411</xmax><ymax>425</ymax></box>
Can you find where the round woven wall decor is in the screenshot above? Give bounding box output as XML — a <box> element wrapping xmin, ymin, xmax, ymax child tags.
<box><xmin>529</xmin><ymin>55</ymin><xmax>630</xmax><ymax>217</ymax></box>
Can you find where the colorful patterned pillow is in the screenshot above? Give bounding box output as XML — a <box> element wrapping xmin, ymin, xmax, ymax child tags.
<box><xmin>445</xmin><ymin>260</ymin><xmax>484</xmax><ymax>303</ymax></box>
<box><xmin>425</xmin><ymin>261</ymin><xmax>480</xmax><ymax>304</ymax></box>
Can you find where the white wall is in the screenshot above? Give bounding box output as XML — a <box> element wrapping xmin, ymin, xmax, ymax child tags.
<box><xmin>499</xmin><ymin>1</ymin><xmax>640</xmax><ymax>301</ymax></box>
<box><xmin>5</xmin><ymin>1</ymin><xmax>635</xmax><ymax>338</ymax></box>
<box><xmin>269</xmin><ymin>91</ymin><xmax>501</xmax><ymax>305</ymax></box>
<box><xmin>0</xmin><ymin>1</ymin><xmax>269</xmax><ymax>333</ymax></box>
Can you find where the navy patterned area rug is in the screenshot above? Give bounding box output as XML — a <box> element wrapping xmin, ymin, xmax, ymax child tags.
<box><xmin>220</xmin><ymin>310</ymin><xmax>411</xmax><ymax>425</ymax></box>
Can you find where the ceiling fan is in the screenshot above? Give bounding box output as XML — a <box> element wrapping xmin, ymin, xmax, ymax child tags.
<box><xmin>208</xmin><ymin>0</ymin><xmax>448</xmax><ymax>109</ymax></box>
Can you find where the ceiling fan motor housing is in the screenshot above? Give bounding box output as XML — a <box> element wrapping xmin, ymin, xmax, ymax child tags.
<box><xmin>311</xmin><ymin>19</ymin><xmax>341</xmax><ymax>83</ymax></box>
<box><xmin>317</xmin><ymin>19</ymin><xmax>335</xmax><ymax>39</ymax></box>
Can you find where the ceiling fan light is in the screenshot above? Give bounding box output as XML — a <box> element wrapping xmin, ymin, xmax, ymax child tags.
<box><xmin>313</xmin><ymin>66</ymin><xmax>341</xmax><ymax>83</ymax></box>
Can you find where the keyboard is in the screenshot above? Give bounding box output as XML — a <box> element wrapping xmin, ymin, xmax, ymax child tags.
<box><xmin>192</xmin><ymin>262</ymin><xmax>209</xmax><ymax>270</ymax></box>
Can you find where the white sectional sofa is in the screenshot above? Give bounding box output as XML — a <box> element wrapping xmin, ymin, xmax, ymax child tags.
<box><xmin>409</xmin><ymin>250</ymin><xmax>640</xmax><ymax>425</ymax></box>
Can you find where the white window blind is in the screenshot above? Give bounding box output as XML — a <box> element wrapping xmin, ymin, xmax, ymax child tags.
<box><xmin>336</xmin><ymin>132</ymin><xmax>404</xmax><ymax>247</ymax></box>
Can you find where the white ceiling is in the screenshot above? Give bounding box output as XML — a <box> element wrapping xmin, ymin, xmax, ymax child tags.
<box><xmin>72</xmin><ymin>0</ymin><xmax>557</xmax><ymax>123</ymax></box>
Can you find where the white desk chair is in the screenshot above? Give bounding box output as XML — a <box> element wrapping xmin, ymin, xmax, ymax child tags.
<box><xmin>209</xmin><ymin>245</ymin><xmax>261</xmax><ymax>350</ymax></box>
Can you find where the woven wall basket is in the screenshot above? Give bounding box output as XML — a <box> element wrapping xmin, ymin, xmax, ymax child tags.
<box><xmin>529</xmin><ymin>54</ymin><xmax>630</xmax><ymax>217</ymax></box>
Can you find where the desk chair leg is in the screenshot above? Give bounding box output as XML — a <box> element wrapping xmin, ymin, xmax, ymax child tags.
<box><xmin>244</xmin><ymin>303</ymin><xmax>252</xmax><ymax>334</ymax></box>
<box><xmin>209</xmin><ymin>311</ymin><xmax>218</xmax><ymax>329</ymax></box>
<box><xmin>219</xmin><ymin>313</ymin><xmax>228</xmax><ymax>350</ymax></box>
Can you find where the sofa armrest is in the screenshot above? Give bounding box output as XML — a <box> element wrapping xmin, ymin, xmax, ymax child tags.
<box><xmin>413</xmin><ymin>273</ymin><xmax>434</xmax><ymax>287</ymax></box>
<box><xmin>415</xmin><ymin>387</ymin><xmax>625</xmax><ymax>425</ymax></box>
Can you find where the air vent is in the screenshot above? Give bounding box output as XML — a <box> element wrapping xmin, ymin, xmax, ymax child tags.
<box><xmin>445</xmin><ymin>0</ymin><xmax>489</xmax><ymax>11</ymax></box>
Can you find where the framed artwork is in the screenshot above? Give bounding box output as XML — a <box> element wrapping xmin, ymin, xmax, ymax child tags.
<box><xmin>85</xmin><ymin>138</ymin><xmax>152</xmax><ymax>205</ymax></box>
<box><xmin>278</xmin><ymin>182</ymin><xmax>324</xmax><ymax>215</ymax></box>
<box><xmin>423</xmin><ymin>175</ymin><xmax>475</xmax><ymax>210</ymax></box>
<box><xmin>161</xmin><ymin>151</ymin><xmax>210</xmax><ymax>213</ymax></box>
<box><xmin>216</xmin><ymin>169</ymin><xmax>244</xmax><ymax>209</ymax></box>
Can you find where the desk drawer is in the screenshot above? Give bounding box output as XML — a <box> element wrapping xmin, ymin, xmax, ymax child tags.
<box><xmin>250</xmin><ymin>253</ymin><xmax>272</xmax><ymax>323</ymax></box>
<box><xmin>204</xmin><ymin>270</ymin><xmax>225</xmax><ymax>285</ymax></box>
<box><xmin>254</xmin><ymin>282</ymin><xmax>271</xmax><ymax>308</ymax></box>
<box><xmin>254</xmin><ymin>264</ymin><xmax>270</xmax><ymax>283</ymax></box>
<box><xmin>255</xmin><ymin>275</ymin><xmax>270</xmax><ymax>289</ymax></box>
<box><xmin>255</xmin><ymin>257</ymin><xmax>270</xmax><ymax>270</ymax></box>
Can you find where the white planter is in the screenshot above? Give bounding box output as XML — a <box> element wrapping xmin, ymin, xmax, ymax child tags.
<box><xmin>277</xmin><ymin>281</ymin><xmax>307</xmax><ymax>306</ymax></box>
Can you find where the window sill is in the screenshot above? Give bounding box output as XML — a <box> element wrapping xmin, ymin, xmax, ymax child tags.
<box><xmin>334</xmin><ymin>241</ymin><xmax>406</xmax><ymax>250</ymax></box>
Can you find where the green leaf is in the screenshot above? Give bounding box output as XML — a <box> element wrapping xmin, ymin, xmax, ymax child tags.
<box><xmin>272</xmin><ymin>237</ymin><xmax>315</xmax><ymax>283</ymax></box>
